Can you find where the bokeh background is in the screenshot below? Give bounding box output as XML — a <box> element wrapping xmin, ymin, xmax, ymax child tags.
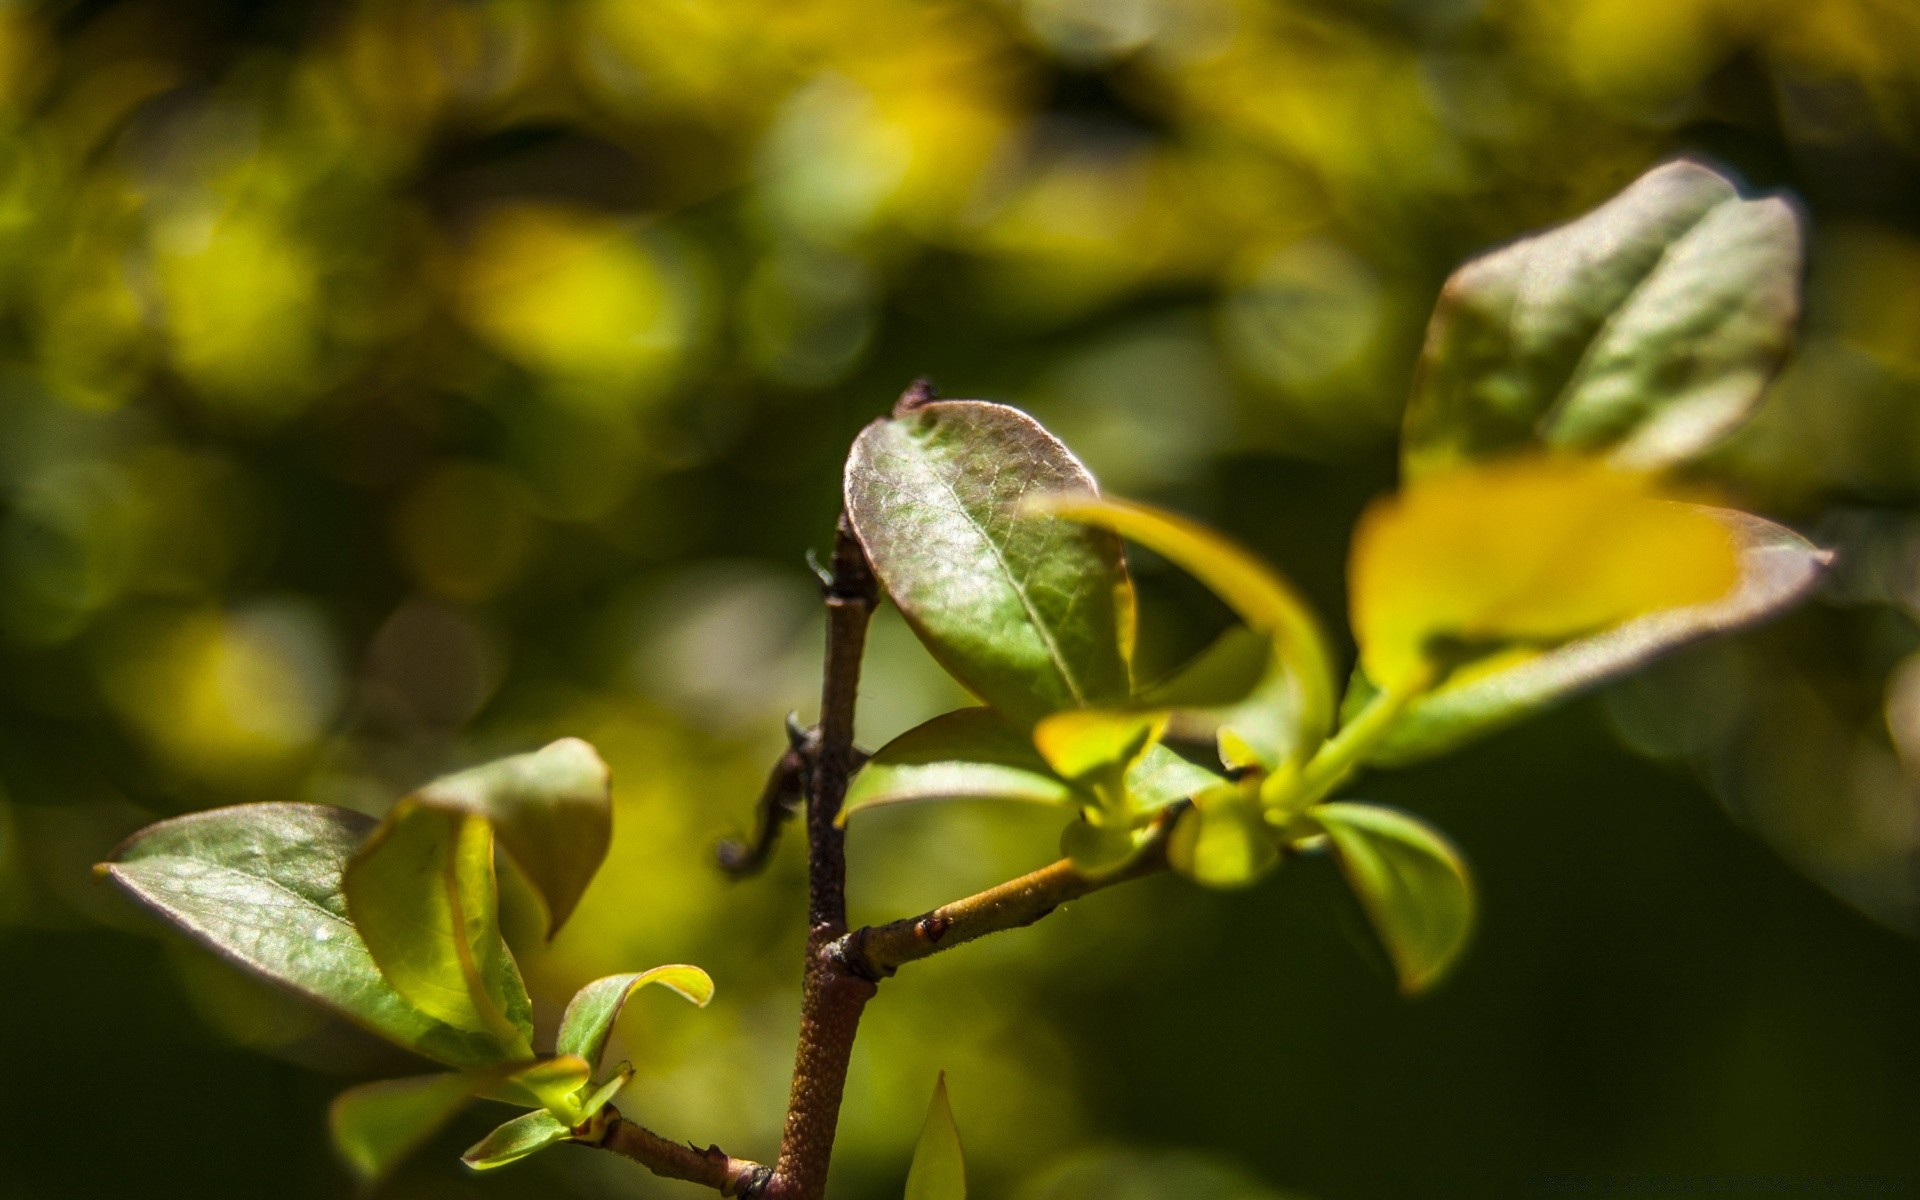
<box><xmin>4</xmin><ymin>1</ymin><xmax>1920</xmax><ymax>1197</ymax></box>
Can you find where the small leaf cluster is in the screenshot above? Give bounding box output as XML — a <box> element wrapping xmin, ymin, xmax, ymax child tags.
<box><xmin>840</xmin><ymin>160</ymin><xmax>1826</xmax><ymax>993</ymax></box>
<box><xmin>98</xmin><ymin>739</ymin><xmax>711</xmax><ymax>1181</ymax></box>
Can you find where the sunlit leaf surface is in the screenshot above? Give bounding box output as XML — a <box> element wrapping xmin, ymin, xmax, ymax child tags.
<box><xmin>1349</xmin><ymin>457</ymin><xmax>1740</xmax><ymax>691</ymax></box>
<box><xmin>846</xmin><ymin>400</ymin><xmax>1133</xmax><ymax>725</ymax></box>
<box><xmin>557</xmin><ymin>966</ymin><xmax>716</xmax><ymax>1073</ymax></box>
<box><xmin>1404</xmin><ymin>159</ymin><xmax>1802</xmax><ymax>477</ymax></box>
<box><xmin>100</xmin><ymin>803</ymin><xmax>511</xmax><ymax>1068</ymax></box>
<box><xmin>462</xmin><ymin>1109</ymin><xmax>574</xmax><ymax>1173</ymax></box>
<box><xmin>1313</xmin><ymin>802</ymin><xmax>1474</xmax><ymax>994</ymax></box>
<box><xmin>842</xmin><ymin>708</ymin><xmax>1075</xmax><ymax>819</ymax></box>
<box><xmin>904</xmin><ymin>1072</ymin><xmax>966</xmax><ymax>1200</ymax></box>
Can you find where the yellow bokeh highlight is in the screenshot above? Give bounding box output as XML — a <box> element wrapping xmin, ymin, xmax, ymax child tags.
<box><xmin>1349</xmin><ymin>457</ymin><xmax>1741</xmax><ymax>690</ymax></box>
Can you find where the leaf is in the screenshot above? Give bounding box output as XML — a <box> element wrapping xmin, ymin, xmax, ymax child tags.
<box><xmin>1349</xmin><ymin>457</ymin><xmax>1741</xmax><ymax>692</ymax></box>
<box><xmin>1313</xmin><ymin>802</ymin><xmax>1474</xmax><ymax>994</ymax></box>
<box><xmin>488</xmin><ymin>1054</ymin><xmax>593</xmax><ymax>1120</ymax></box>
<box><xmin>344</xmin><ymin>800</ymin><xmax>533</xmax><ymax>1053</ymax></box>
<box><xmin>99</xmin><ymin>803</ymin><xmax>511</xmax><ymax>1068</ymax></box>
<box><xmin>1404</xmin><ymin>159</ymin><xmax>1802</xmax><ymax>479</ymax></box>
<box><xmin>330</xmin><ymin>1067</ymin><xmax>509</xmax><ymax>1182</ymax></box>
<box><xmin>1363</xmin><ymin>507</ymin><xmax>1829</xmax><ymax>764</ymax></box>
<box><xmin>462</xmin><ymin>1109</ymin><xmax>573</xmax><ymax>1172</ymax></box>
<box><xmin>410</xmin><ymin>738</ymin><xmax>612</xmax><ymax>936</ymax></box>
<box><xmin>1167</xmin><ymin>784</ymin><xmax>1279</xmax><ymax>888</ymax></box>
<box><xmin>904</xmin><ymin>1072</ymin><xmax>966</xmax><ymax>1200</ymax></box>
<box><xmin>556</xmin><ymin>965</ymin><xmax>717</xmax><ymax>1072</ymax></box>
<box><xmin>1032</xmin><ymin>709</ymin><xmax>1164</xmax><ymax>782</ymax></box>
<box><xmin>1124</xmin><ymin>744</ymin><xmax>1227</xmax><ymax>811</ymax></box>
<box><xmin>1060</xmin><ymin>817</ymin><xmax>1151</xmax><ymax>875</ymax></box>
<box><xmin>842</xmin><ymin>709</ymin><xmax>1075</xmax><ymax>820</ymax></box>
<box><xmin>1040</xmin><ymin>495</ymin><xmax>1338</xmax><ymax>762</ymax></box>
<box><xmin>575</xmin><ymin>1061</ymin><xmax>635</xmax><ymax>1122</ymax></box>
<box><xmin>845</xmin><ymin>399</ymin><xmax>1133</xmax><ymax>725</ymax></box>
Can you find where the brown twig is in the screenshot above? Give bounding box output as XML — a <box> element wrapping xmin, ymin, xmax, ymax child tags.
<box><xmin>766</xmin><ymin>513</ymin><xmax>880</xmax><ymax>1200</ymax></box>
<box><xmin>716</xmin><ymin>718</ymin><xmax>817</xmax><ymax>877</ymax></box>
<box><xmin>832</xmin><ymin>805</ymin><xmax>1183</xmax><ymax>979</ymax></box>
<box><xmin>597</xmin><ymin>1114</ymin><xmax>771</xmax><ymax>1197</ymax></box>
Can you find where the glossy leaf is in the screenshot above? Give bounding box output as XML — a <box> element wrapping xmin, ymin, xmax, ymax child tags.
<box><xmin>410</xmin><ymin>738</ymin><xmax>612</xmax><ymax>936</ymax></box>
<box><xmin>1404</xmin><ymin>159</ymin><xmax>1802</xmax><ymax>478</ymax></box>
<box><xmin>99</xmin><ymin>803</ymin><xmax>510</xmax><ymax>1068</ymax></box>
<box><xmin>1041</xmin><ymin>495</ymin><xmax>1337</xmax><ymax>760</ymax></box>
<box><xmin>845</xmin><ymin>399</ymin><xmax>1132</xmax><ymax>725</ymax></box>
<box><xmin>344</xmin><ymin>800</ymin><xmax>533</xmax><ymax>1052</ymax></box>
<box><xmin>1363</xmin><ymin>507</ymin><xmax>1829</xmax><ymax>764</ymax></box>
<box><xmin>842</xmin><ymin>708</ymin><xmax>1075</xmax><ymax>820</ymax></box>
<box><xmin>904</xmin><ymin>1072</ymin><xmax>966</xmax><ymax>1200</ymax></box>
<box><xmin>1313</xmin><ymin>802</ymin><xmax>1474</xmax><ymax>994</ymax></box>
<box><xmin>330</xmin><ymin>1067</ymin><xmax>509</xmax><ymax>1182</ymax></box>
<box><xmin>1349</xmin><ymin>457</ymin><xmax>1740</xmax><ymax>692</ymax></box>
<box><xmin>557</xmin><ymin>965</ymin><xmax>716</xmax><ymax>1072</ymax></box>
<box><xmin>462</xmin><ymin>1109</ymin><xmax>573</xmax><ymax>1172</ymax></box>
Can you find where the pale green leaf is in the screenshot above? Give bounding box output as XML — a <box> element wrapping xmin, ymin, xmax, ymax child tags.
<box><xmin>411</xmin><ymin>738</ymin><xmax>612</xmax><ymax>936</ymax></box>
<box><xmin>1313</xmin><ymin>802</ymin><xmax>1474</xmax><ymax>994</ymax></box>
<box><xmin>1040</xmin><ymin>495</ymin><xmax>1337</xmax><ymax>760</ymax></box>
<box><xmin>1125</xmin><ymin>744</ymin><xmax>1226</xmax><ymax>811</ymax></box>
<box><xmin>487</xmin><ymin>1054</ymin><xmax>592</xmax><ymax>1121</ymax></box>
<box><xmin>842</xmin><ymin>709</ymin><xmax>1075</xmax><ymax>820</ymax></box>
<box><xmin>1060</xmin><ymin>818</ymin><xmax>1149</xmax><ymax>876</ymax></box>
<box><xmin>576</xmin><ymin>1061</ymin><xmax>634</xmax><ymax>1122</ymax></box>
<box><xmin>1404</xmin><ymin>159</ymin><xmax>1802</xmax><ymax>478</ymax></box>
<box><xmin>462</xmin><ymin>1109</ymin><xmax>573</xmax><ymax>1172</ymax></box>
<box><xmin>99</xmin><ymin>803</ymin><xmax>510</xmax><ymax>1068</ymax></box>
<box><xmin>330</xmin><ymin>1067</ymin><xmax>510</xmax><ymax>1182</ymax></box>
<box><xmin>1364</xmin><ymin>508</ymin><xmax>1828</xmax><ymax>764</ymax></box>
<box><xmin>1167</xmin><ymin>784</ymin><xmax>1279</xmax><ymax>888</ymax></box>
<box><xmin>344</xmin><ymin>801</ymin><xmax>533</xmax><ymax>1053</ymax></box>
<box><xmin>1033</xmin><ymin>709</ymin><xmax>1164</xmax><ymax>782</ymax></box>
<box><xmin>845</xmin><ymin>400</ymin><xmax>1133</xmax><ymax>725</ymax></box>
<box><xmin>904</xmin><ymin>1072</ymin><xmax>965</xmax><ymax>1200</ymax></box>
<box><xmin>557</xmin><ymin>965</ymin><xmax>716</xmax><ymax>1072</ymax></box>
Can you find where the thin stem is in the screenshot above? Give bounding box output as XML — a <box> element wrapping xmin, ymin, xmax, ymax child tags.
<box><xmin>834</xmin><ymin>804</ymin><xmax>1183</xmax><ymax>978</ymax></box>
<box><xmin>716</xmin><ymin>719</ymin><xmax>816</xmax><ymax>877</ymax></box>
<box><xmin>598</xmin><ymin>1114</ymin><xmax>771</xmax><ymax>1197</ymax></box>
<box><xmin>1268</xmin><ymin>670</ymin><xmax>1431</xmax><ymax>815</ymax></box>
<box><xmin>768</xmin><ymin>513</ymin><xmax>880</xmax><ymax>1200</ymax></box>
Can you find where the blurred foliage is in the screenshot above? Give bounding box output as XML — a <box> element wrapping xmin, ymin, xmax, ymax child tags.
<box><xmin>4</xmin><ymin>0</ymin><xmax>1920</xmax><ymax>1197</ymax></box>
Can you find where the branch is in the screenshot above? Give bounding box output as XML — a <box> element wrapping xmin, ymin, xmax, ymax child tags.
<box><xmin>597</xmin><ymin>1114</ymin><xmax>772</xmax><ymax>1197</ymax></box>
<box><xmin>832</xmin><ymin>804</ymin><xmax>1184</xmax><ymax>979</ymax></box>
<box><xmin>716</xmin><ymin>718</ymin><xmax>816</xmax><ymax>877</ymax></box>
<box><xmin>768</xmin><ymin>513</ymin><xmax>880</xmax><ymax>1200</ymax></box>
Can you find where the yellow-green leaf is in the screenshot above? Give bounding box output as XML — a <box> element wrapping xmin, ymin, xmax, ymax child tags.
<box><xmin>556</xmin><ymin>965</ymin><xmax>716</xmax><ymax>1073</ymax></box>
<box><xmin>904</xmin><ymin>1072</ymin><xmax>965</xmax><ymax>1200</ymax></box>
<box><xmin>1167</xmin><ymin>783</ymin><xmax>1279</xmax><ymax>889</ymax></box>
<box><xmin>845</xmin><ymin>400</ymin><xmax>1133</xmax><ymax>725</ymax></box>
<box><xmin>842</xmin><ymin>708</ymin><xmax>1075</xmax><ymax>821</ymax></box>
<box><xmin>330</xmin><ymin>1067</ymin><xmax>510</xmax><ymax>1182</ymax></box>
<box><xmin>1041</xmin><ymin>495</ymin><xmax>1337</xmax><ymax>763</ymax></box>
<box><xmin>462</xmin><ymin>1109</ymin><xmax>573</xmax><ymax>1173</ymax></box>
<box><xmin>1032</xmin><ymin>709</ymin><xmax>1164</xmax><ymax>782</ymax></box>
<box><xmin>343</xmin><ymin>800</ymin><xmax>532</xmax><ymax>1054</ymax></box>
<box><xmin>488</xmin><ymin>1054</ymin><xmax>593</xmax><ymax>1122</ymax></box>
<box><xmin>1349</xmin><ymin>456</ymin><xmax>1740</xmax><ymax>692</ymax></box>
<box><xmin>1313</xmin><ymin>802</ymin><xmax>1474</xmax><ymax>994</ymax></box>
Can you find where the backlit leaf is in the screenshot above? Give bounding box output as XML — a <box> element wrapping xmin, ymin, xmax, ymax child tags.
<box><xmin>1032</xmin><ymin>709</ymin><xmax>1164</xmax><ymax>782</ymax></box>
<box><xmin>1313</xmin><ymin>802</ymin><xmax>1474</xmax><ymax>994</ymax></box>
<box><xmin>557</xmin><ymin>965</ymin><xmax>716</xmax><ymax>1073</ymax></box>
<box><xmin>1041</xmin><ymin>495</ymin><xmax>1337</xmax><ymax>761</ymax></box>
<box><xmin>344</xmin><ymin>800</ymin><xmax>533</xmax><ymax>1053</ymax></box>
<box><xmin>1167</xmin><ymin>783</ymin><xmax>1279</xmax><ymax>888</ymax></box>
<box><xmin>845</xmin><ymin>400</ymin><xmax>1132</xmax><ymax>725</ymax></box>
<box><xmin>462</xmin><ymin>1109</ymin><xmax>573</xmax><ymax>1173</ymax></box>
<box><xmin>488</xmin><ymin>1054</ymin><xmax>592</xmax><ymax>1121</ymax></box>
<box><xmin>1404</xmin><ymin>159</ymin><xmax>1802</xmax><ymax>478</ymax></box>
<box><xmin>1362</xmin><ymin>507</ymin><xmax>1828</xmax><ymax>764</ymax></box>
<box><xmin>842</xmin><ymin>708</ymin><xmax>1075</xmax><ymax>820</ymax></box>
<box><xmin>410</xmin><ymin>738</ymin><xmax>612</xmax><ymax>936</ymax></box>
<box><xmin>904</xmin><ymin>1072</ymin><xmax>966</xmax><ymax>1200</ymax></box>
<box><xmin>1124</xmin><ymin>744</ymin><xmax>1227</xmax><ymax>811</ymax></box>
<box><xmin>1349</xmin><ymin>457</ymin><xmax>1740</xmax><ymax>692</ymax></box>
<box><xmin>99</xmin><ymin>803</ymin><xmax>510</xmax><ymax>1068</ymax></box>
<box><xmin>330</xmin><ymin>1067</ymin><xmax>510</xmax><ymax>1182</ymax></box>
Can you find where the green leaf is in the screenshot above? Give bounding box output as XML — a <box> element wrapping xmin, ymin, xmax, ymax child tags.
<box><xmin>1313</xmin><ymin>802</ymin><xmax>1474</xmax><ymax>994</ymax></box>
<box><xmin>1404</xmin><ymin>159</ymin><xmax>1802</xmax><ymax>479</ymax></box>
<box><xmin>410</xmin><ymin>738</ymin><xmax>612</xmax><ymax>936</ymax></box>
<box><xmin>1167</xmin><ymin>784</ymin><xmax>1278</xmax><ymax>888</ymax></box>
<box><xmin>488</xmin><ymin>1054</ymin><xmax>593</xmax><ymax>1121</ymax></box>
<box><xmin>904</xmin><ymin>1072</ymin><xmax>966</xmax><ymax>1200</ymax></box>
<box><xmin>1363</xmin><ymin>508</ymin><xmax>1828</xmax><ymax>765</ymax></box>
<box><xmin>330</xmin><ymin>1067</ymin><xmax>510</xmax><ymax>1182</ymax></box>
<box><xmin>1041</xmin><ymin>495</ymin><xmax>1338</xmax><ymax>766</ymax></box>
<box><xmin>842</xmin><ymin>709</ymin><xmax>1075</xmax><ymax>820</ymax></box>
<box><xmin>344</xmin><ymin>800</ymin><xmax>534</xmax><ymax>1053</ymax></box>
<box><xmin>462</xmin><ymin>1109</ymin><xmax>574</xmax><ymax>1172</ymax></box>
<box><xmin>575</xmin><ymin>1061</ymin><xmax>635</xmax><ymax>1122</ymax></box>
<box><xmin>845</xmin><ymin>399</ymin><xmax>1133</xmax><ymax>725</ymax></box>
<box><xmin>1059</xmin><ymin>818</ymin><xmax>1150</xmax><ymax>876</ymax></box>
<box><xmin>1033</xmin><ymin>709</ymin><xmax>1163</xmax><ymax>782</ymax></box>
<box><xmin>1125</xmin><ymin>744</ymin><xmax>1226</xmax><ymax>811</ymax></box>
<box><xmin>98</xmin><ymin>803</ymin><xmax>512</xmax><ymax>1068</ymax></box>
<box><xmin>556</xmin><ymin>965</ymin><xmax>716</xmax><ymax>1072</ymax></box>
